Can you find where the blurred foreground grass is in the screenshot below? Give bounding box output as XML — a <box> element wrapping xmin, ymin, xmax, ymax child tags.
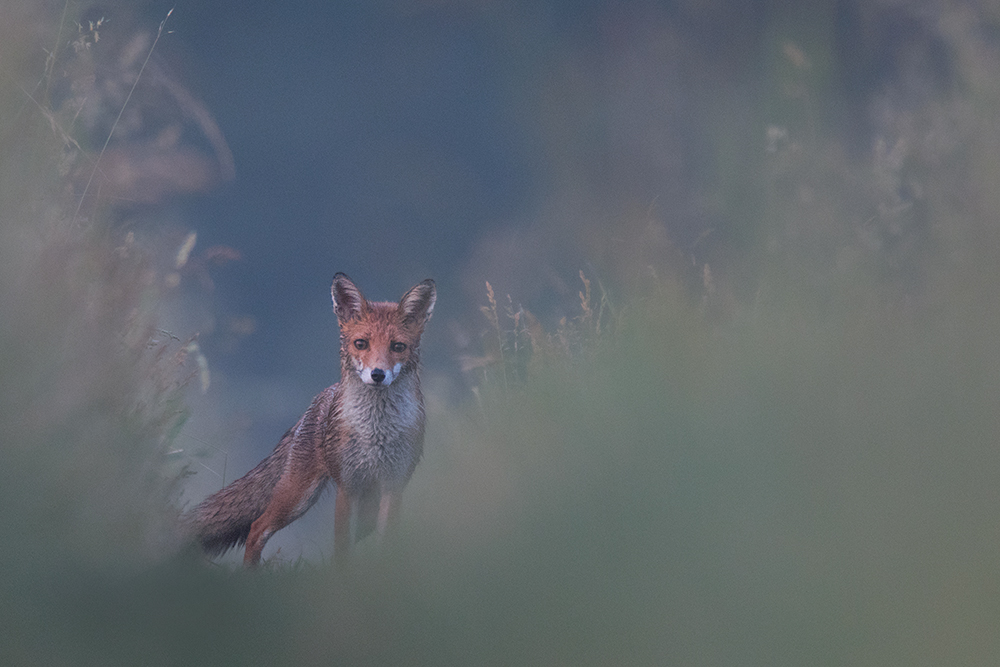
<box><xmin>7</xmin><ymin>267</ymin><xmax>999</xmax><ymax>665</ymax></box>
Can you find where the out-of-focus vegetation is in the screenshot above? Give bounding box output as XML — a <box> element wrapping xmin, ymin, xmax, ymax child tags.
<box><xmin>3</xmin><ymin>1</ymin><xmax>1000</xmax><ymax>665</ymax></box>
<box><xmin>0</xmin><ymin>4</ymin><xmax>189</xmax><ymax>663</ymax></box>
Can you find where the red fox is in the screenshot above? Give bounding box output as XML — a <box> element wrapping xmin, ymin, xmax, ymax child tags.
<box><xmin>186</xmin><ymin>273</ymin><xmax>436</xmax><ymax>566</ymax></box>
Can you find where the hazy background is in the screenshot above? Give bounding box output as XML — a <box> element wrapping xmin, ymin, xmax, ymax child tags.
<box><xmin>3</xmin><ymin>0</ymin><xmax>1000</xmax><ymax>664</ymax></box>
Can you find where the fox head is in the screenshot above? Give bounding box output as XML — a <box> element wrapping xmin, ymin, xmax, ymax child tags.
<box><xmin>331</xmin><ymin>273</ymin><xmax>436</xmax><ymax>387</ymax></box>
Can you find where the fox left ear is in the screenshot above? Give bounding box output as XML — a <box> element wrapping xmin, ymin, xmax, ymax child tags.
<box><xmin>332</xmin><ymin>272</ymin><xmax>367</xmax><ymax>322</ymax></box>
<box><xmin>399</xmin><ymin>279</ymin><xmax>436</xmax><ymax>326</ymax></box>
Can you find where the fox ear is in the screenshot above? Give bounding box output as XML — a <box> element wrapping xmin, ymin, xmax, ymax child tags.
<box><xmin>332</xmin><ymin>273</ymin><xmax>367</xmax><ymax>321</ymax></box>
<box><xmin>399</xmin><ymin>279</ymin><xmax>436</xmax><ymax>326</ymax></box>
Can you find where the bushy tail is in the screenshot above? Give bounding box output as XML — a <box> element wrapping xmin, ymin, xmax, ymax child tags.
<box><xmin>183</xmin><ymin>437</ymin><xmax>291</xmax><ymax>557</ymax></box>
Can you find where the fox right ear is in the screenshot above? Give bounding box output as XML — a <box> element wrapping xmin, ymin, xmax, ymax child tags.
<box><xmin>331</xmin><ymin>272</ymin><xmax>366</xmax><ymax>321</ymax></box>
<box><xmin>398</xmin><ymin>278</ymin><xmax>436</xmax><ymax>326</ymax></box>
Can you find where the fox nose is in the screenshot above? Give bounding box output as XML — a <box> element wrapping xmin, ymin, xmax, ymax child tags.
<box><xmin>370</xmin><ymin>368</ymin><xmax>386</xmax><ymax>384</ymax></box>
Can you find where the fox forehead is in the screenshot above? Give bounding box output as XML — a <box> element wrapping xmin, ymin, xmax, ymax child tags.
<box><xmin>339</xmin><ymin>302</ymin><xmax>421</xmax><ymax>345</ymax></box>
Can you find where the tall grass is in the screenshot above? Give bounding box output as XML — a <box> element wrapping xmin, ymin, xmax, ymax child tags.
<box><xmin>0</xmin><ymin>6</ymin><xmax>193</xmax><ymax>662</ymax></box>
<box><xmin>48</xmin><ymin>257</ymin><xmax>996</xmax><ymax>666</ymax></box>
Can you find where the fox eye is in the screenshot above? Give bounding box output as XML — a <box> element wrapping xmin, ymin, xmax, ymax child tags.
<box><xmin>353</xmin><ymin>339</ymin><xmax>368</xmax><ymax>350</ymax></box>
<box><xmin>390</xmin><ymin>342</ymin><xmax>406</xmax><ymax>353</ymax></box>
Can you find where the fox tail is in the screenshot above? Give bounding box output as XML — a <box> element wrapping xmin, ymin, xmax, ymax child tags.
<box><xmin>184</xmin><ymin>437</ymin><xmax>291</xmax><ymax>557</ymax></box>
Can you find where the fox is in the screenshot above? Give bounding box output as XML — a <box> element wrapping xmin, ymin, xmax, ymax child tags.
<box><xmin>185</xmin><ymin>273</ymin><xmax>436</xmax><ymax>566</ymax></box>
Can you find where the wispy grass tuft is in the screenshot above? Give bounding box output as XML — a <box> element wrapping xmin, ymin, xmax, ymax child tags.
<box><xmin>467</xmin><ymin>270</ymin><xmax>621</xmax><ymax>400</ymax></box>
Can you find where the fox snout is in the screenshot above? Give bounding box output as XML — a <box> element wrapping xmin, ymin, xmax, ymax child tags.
<box><xmin>357</xmin><ymin>362</ymin><xmax>403</xmax><ymax>386</ymax></box>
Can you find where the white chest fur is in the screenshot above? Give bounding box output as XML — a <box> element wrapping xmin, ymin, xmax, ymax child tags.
<box><xmin>336</xmin><ymin>377</ymin><xmax>423</xmax><ymax>491</ymax></box>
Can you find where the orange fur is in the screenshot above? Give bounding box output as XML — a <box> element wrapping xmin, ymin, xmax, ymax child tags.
<box><xmin>185</xmin><ymin>273</ymin><xmax>435</xmax><ymax>566</ymax></box>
